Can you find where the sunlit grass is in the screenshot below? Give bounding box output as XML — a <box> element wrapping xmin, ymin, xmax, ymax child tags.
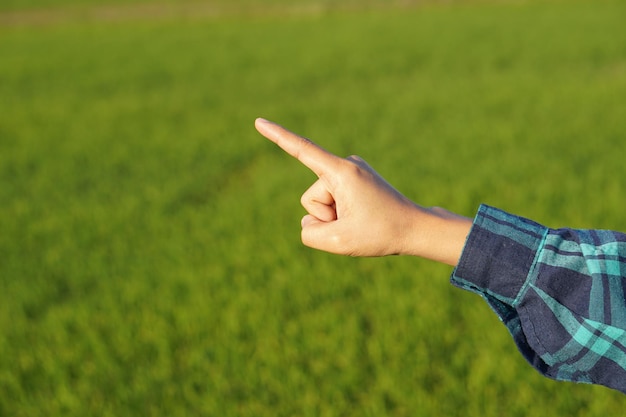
<box><xmin>1</xmin><ymin>0</ymin><xmax>625</xmax><ymax>415</ymax></box>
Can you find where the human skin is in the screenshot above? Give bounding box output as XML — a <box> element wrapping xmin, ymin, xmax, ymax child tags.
<box><xmin>255</xmin><ymin>118</ymin><xmax>473</xmax><ymax>266</ymax></box>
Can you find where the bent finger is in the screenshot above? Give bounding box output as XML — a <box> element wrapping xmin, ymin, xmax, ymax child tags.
<box><xmin>300</xmin><ymin>179</ymin><xmax>336</xmax><ymax>222</ymax></box>
<box><xmin>301</xmin><ymin>219</ymin><xmax>351</xmax><ymax>255</ymax></box>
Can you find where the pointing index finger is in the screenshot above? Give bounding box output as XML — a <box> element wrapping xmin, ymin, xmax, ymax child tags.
<box><xmin>255</xmin><ymin>118</ymin><xmax>340</xmax><ymax>177</ymax></box>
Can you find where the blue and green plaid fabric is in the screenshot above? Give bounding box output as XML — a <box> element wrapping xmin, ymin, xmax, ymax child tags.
<box><xmin>451</xmin><ymin>204</ymin><xmax>626</xmax><ymax>394</ymax></box>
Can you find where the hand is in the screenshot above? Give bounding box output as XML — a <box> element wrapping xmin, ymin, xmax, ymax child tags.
<box><xmin>255</xmin><ymin>118</ymin><xmax>472</xmax><ymax>264</ymax></box>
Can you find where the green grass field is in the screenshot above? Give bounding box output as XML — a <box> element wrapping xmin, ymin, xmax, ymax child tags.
<box><xmin>1</xmin><ymin>0</ymin><xmax>626</xmax><ymax>415</ymax></box>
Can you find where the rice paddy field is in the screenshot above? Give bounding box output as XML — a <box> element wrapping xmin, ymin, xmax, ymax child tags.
<box><xmin>1</xmin><ymin>0</ymin><xmax>625</xmax><ymax>415</ymax></box>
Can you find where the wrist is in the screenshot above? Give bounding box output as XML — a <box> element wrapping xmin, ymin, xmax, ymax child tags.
<box><xmin>402</xmin><ymin>206</ymin><xmax>473</xmax><ymax>266</ymax></box>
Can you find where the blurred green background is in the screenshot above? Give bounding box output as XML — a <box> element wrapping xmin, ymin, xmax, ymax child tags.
<box><xmin>1</xmin><ymin>0</ymin><xmax>625</xmax><ymax>415</ymax></box>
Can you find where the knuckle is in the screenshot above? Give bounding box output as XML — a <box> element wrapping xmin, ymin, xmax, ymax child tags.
<box><xmin>338</xmin><ymin>157</ymin><xmax>368</xmax><ymax>179</ymax></box>
<box><xmin>300</xmin><ymin>192</ymin><xmax>309</xmax><ymax>207</ymax></box>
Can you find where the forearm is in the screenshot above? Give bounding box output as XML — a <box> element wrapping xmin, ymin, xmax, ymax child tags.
<box><xmin>401</xmin><ymin>205</ymin><xmax>473</xmax><ymax>266</ymax></box>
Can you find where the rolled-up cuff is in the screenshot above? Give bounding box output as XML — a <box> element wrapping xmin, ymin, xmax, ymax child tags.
<box><xmin>451</xmin><ymin>204</ymin><xmax>548</xmax><ymax>307</ymax></box>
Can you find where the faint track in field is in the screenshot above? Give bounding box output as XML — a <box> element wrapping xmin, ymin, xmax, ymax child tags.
<box><xmin>0</xmin><ymin>1</ymin><xmax>477</xmax><ymax>28</ymax></box>
<box><xmin>1</xmin><ymin>3</ymin><xmax>230</xmax><ymax>27</ymax></box>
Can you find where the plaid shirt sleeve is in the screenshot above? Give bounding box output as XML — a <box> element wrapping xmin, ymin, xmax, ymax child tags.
<box><xmin>451</xmin><ymin>204</ymin><xmax>626</xmax><ymax>394</ymax></box>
